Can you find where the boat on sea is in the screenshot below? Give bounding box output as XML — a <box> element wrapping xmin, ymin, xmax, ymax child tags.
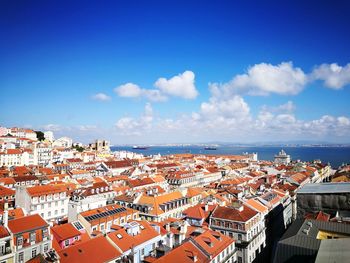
<box><xmin>204</xmin><ymin>146</ymin><xmax>217</xmax><ymax>150</ymax></box>
<box><xmin>132</xmin><ymin>146</ymin><xmax>149</xmax><ymax>150</ymax></box>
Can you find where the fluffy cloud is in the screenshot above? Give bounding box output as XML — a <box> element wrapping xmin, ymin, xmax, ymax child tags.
<box><xmin>114</xmin><ymin>71</ymin><xmax>198</xmax><ymax>102</ymax></box>
<box><xmin>261</xmin><ymin>101</ymin><xmax>296</xmax><ymax>114</ymax></box>
<box><xmin>114</xmin><ymin>83</ymin><xmax>142</xmax><ymax>98</ymax></box>
<box><xmin>200</xmin><ymin>95</ymin><xmax>250</xmax><ymax>121</ymax></box>
<box><xmin>210</xmin><ymin>62</ymin><xmax>307</xmax><ymax>97</ymax></box>
<box><xmin>115</xmin><ymin>103</ymin><xmax>154</xmax><ymax>135</ymax></box>
<box><xmin>311</xmin><ymin>63</ymin><xmax>350</xmax><ymax>89</ymax></box>
<box><xmin>91</xmin><ymin>93</ymin><xmax>111</xmax><ymax>101</ymax></box>
<box><xmin>154</xmin><ymin>71</ymin><xmax>198</xmax><ymax>99</ymax></box>
<box><xmin>114</xmin><ymin>83</ymin><xmax>167</xmax><ymax>102</ymax></box>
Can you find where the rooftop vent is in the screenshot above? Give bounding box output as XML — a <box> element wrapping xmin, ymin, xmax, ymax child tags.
<box><xmin>302</xmin><ymin>228</ymin><xmax>310</xmax><ymax>235</ymax></box>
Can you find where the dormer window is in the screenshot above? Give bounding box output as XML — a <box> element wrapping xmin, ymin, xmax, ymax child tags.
<box><xmin>42</xmin><ymin>228</ymin><xmax>48</xmax><ymax>237</ymax></box>
<box><xmin>17</xmin><ymin>236</ymin><xmax>23</xmax><ymax>246</ymax></box>
<box><xmin>30</xmin><ymin>232</ymin><xmax>36</xmax><ymax>242</ymax></box>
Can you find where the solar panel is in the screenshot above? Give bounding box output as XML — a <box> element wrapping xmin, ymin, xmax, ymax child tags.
<box><xmin>73</xmin><ymin>221</ymin><xmax>84</xmax><ymax>230</ymax></box>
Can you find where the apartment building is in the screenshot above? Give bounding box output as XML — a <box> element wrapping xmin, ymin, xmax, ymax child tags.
<box><xmin>8</xmin><ymin>214</ymin><xmax>51</xmax><ymax>263</ymax></box>
<box><xmin>210</xmin><ymin>204</ymin><xmax>266</xmax><ymax>263</ymax></box>
<box><xmin>78</xmin><ymin>204</ymin><xmax>140</xmax><ymax>235</ymax></box>
<box><xmin>15</xmin><ymin>185</ymin><xmax>69</xmax><ymax>223</ymax></box>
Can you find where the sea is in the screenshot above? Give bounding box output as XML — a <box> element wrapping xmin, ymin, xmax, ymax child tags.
<box><xmin>110</xmin><ymin>145</ymin><xmax>350</xmax><ymax>169</ymax></box>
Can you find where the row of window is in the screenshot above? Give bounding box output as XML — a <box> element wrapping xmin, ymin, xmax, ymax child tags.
<box><xmin>33</xmin><ymin>200</ymin><xmax>65</xmax><ymax>210</ymax></box>
<box><xmin>17</xmin><ymin>229</ymin><xmax>49</xmax><ymax>247</ymax></box>
<box><xmin>40</xmin><ymin>208</ymin><xmax>65</xmax><ymax>219</ymax></box>
<box><xmin>32</xmin><ymin>193</ymin><xmax>66</xmax><ymax>203</ymax></box>
<box><xmin>17</xmin><ymin>243</ymin><xmax>49</xmax><ymax>262</ymax></box>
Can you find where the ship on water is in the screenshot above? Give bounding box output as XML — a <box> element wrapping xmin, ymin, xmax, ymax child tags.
<box><xmin>132</xmin><ymin>145</ymin><xmax>149</xmax><ymax>150</ymax></box>
<box><xmin>204</xmin><ymin>146</ymin><xmax>217</xmax><ymax>150</ymax></box>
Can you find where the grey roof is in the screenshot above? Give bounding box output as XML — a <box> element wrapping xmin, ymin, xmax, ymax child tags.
<box><xmin>315</xmin><ymin>239</ymin><xmax>350</xmax><ymax>263</ymax></box>
<box><xmin>273</xmin><ymin>219</ymin><xmax>350</xmax><ymax>263</ymax></box>
<box><xmin>297</xmin><ymin>183</ymin><xmax>350</xmax><ymax>194</ymax></box>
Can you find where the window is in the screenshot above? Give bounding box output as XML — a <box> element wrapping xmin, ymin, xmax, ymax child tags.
<box><xmin>44</xmin><ymin>243</ymin><xmax>49</xmax><ymax>253</ymax></box>
<box><xmin>42</xmin><ymin>228</ymin><xmax>48</xmax><ymax>237</ymax></box>
<box><xmin>141</xmin><ymin>248</ymin><xmax>145</xmax><ymax>255</ymax></box>
<box><xmin>238</xmin><ymin>234</ymin><xmax>242</xmax><ymax>241</ymax></box>
<box><xmin>48</xmin><ymin>211</ymin><xmax>51</xmax><ymax>217</ymax></box>
<box><xmin>41</xmin><ymin>204</ymin><xmax>44</xmax><ymax>209</ymax></box>
<box><xmin>65</xmin><ymin>239</ymin><xmax>70</xmax><ymax>247</ymax></box>
<box><xmin>32</xmin><ymin>248</ymin><xmax>37</xmax><ymax>258</ymax></box>
<box><xmin>55</xmin><ymin>201</ymin><xmax>58</xmax><ymax>206</ymax></box>
<box><xmin>1</xmin><ymin>245</ymin><xmax>5</xmax><ymax>255</ymax></box>
<box><xmin>30</xmin><ymin>232</ymin><xmax>36</xmax><ymax>242</ymax></box>
<box><xmin>48</xmin><ymin>203</ymin><xmax>51</xmax><ymax>208</ymax></box>
<box><xmin>17</xmin><ymin>236</ymin><xmax>23</xmax><ymax>246</ymax></box>
<box><xmin>18</xmin><ymin>252</ymin><xmax>24</xmax><ymax>262</ymax></box>
<box><xmin>55</xmin><ymin>210</ymin><xmax>58</xmax><ymax>215</ymax></box>
<box><xmin>61</xmin><ymin>208</ymin><xmax>64</xmax><ymax>214</ymax></box>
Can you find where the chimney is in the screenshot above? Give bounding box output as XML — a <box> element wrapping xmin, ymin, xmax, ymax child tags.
<box><xmin>204</xmin><ymin>204</ymin><xmax>209</xmax><ymax>212</ymax></box>
<box><xmin>193</xmin><ymin>255</ymin><xmax>198</xmax><ymax>262</ymax></box>
<box><xmin>165</xmin><ymin>223</ymin><xmax>170</xmax><ymax>232</ymax></box>
<box><xmin>3</xmin><ymin>203</ymin><xmax>8</xmax><ymax>228</ymax></box>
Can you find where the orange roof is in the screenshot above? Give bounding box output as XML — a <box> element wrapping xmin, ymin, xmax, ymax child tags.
<box><xmin>0</xmin><ymin>225</ymin><xmax>10</xmax><ymax>238</ymax></box>
<box><xmin>0</xmin><ymin>177</ymin><xmax>16</xmax><ymax>185</ymax></box>
<box><xmin>245</xmin><ymin>198</ymin><xmax>268</xmax><ymax>214</ymax></box>
<box><xmin>107</xmin><ymin>221</ymin><xmax>160</xmax><ymax>252</ymax></box>
<box><xmin>212</xmin><ymin>205</ymin><xmax>258</xmax><ymax>222</ymax></box>
<box><xmin>183</xmin><ymin>204</ymin><xmax>216</xmax><ymax>220</ymax></box>
<box><xmin>8</xmin><ymin>214</ymin><xmax>48</xmax><ymax>234</ymax></box>
<box><xmin>5</xmin><ymin>149</ymin><xmax>22</xmax><ymax>155</ymax></box>
<box><xmin>153</xmin><ymin>241</ymin><xmax>209</xmax><ymax>263</ymax></box>
<box><xmin>189</xmin><ymin>228</ymin><xmax>234</xmax><ymax>258</ymax></box>
<box><xmin>58</xmin><ymin>236</ymin><xmax>122</xmax><ymax>263</ymax></box>
<box><xmin>138</xmin><ymin>191</ymin><xmax>183</xmax><ymax>216</ymax></box>
<box><xmin>51</xmin><ymin>223</ymin><xmax>81</xmax><ymax>242</ymax></box>
<box><xmin>6</xmin><ymin>208</ymin><xmax>25</xmax><ymax>219</ymax></box>
<box><xmin>0</xmin><ymin>185</ymin><xmax>15</xmax><ymax>197</ymax></box>
<box><xmin>26</xmin><ymin>185</ymin><xmax>66</xmax><ymax>197</ymax></box>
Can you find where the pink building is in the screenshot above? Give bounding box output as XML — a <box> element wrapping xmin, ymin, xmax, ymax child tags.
<box><xmin>51</xmin><ymin>223</ymin><xmax>82</xmax><ymax>250</ymax></box>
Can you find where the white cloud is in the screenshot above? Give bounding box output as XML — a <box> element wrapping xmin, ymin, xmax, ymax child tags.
<box><xmin>154</xmin><ymin>71</ymin><xmax>198</xmax><ymax>99</ymax></box>
<box><xmin>114</xmin><ymin>83</ymin><xmax>142</xmax><ymax>98</ymax></box>
<box><xmin>210</xmin><ymin>62</ymin><xmax>307</xmax><ymax>97</ymax></box>
<box><xmin>41</xmin><ymin>124</ymin><xmax>64</xmax><ymax>132</ymax></box>
<box><xmin>115</xmin><ymin>103</ymin><xmax>154</xmax><ymax>135</ymax></box>
<box><xmin>91</xmin><ymin>93</ymin><xmax>111</xmax><ymax>101</ymax></box>
<box><xmin>200</xmin><ymin>95</ymin><xmax>250</xmax><ymax>121</ymax></box>
<box><xmin>261</xmin><ymin>101</ymin><xmax>296</xmax><ymax>114</ymax></box>
<box><xmin>114</xmin><ymin>83</ymin><xmax>168</xmax><ymax>102</ymax></box>
<box><xmin>114</xmin><ymin>71</ymin><xmax>198</xmax><ymax>101</ymax></box>
<box><xmin>311</xmin><ymin>63</ymin><xmax>350</xmax><ymax>89</ymax></box>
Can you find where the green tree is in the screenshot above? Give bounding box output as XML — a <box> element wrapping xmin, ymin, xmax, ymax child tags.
<box><xmin>35</xmin><ymin>131</ymin><xmax>45</xmax><ymax>141</ymax></box>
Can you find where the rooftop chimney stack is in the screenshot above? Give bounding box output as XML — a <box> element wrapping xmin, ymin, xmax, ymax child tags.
<box><xmin>3</xmin><ymin>202</ymin><xmax>8</xmax><ymax>228</ymax></box>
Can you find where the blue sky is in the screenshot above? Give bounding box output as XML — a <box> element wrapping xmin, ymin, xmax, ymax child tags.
<box><xmin>1</xmin><ymin>0</ymin><xmax>350</xmax><ymax>144</ymax></box>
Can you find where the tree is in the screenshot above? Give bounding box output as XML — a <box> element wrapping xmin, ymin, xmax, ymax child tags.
<box><xmin>72</xmin><ymin>145</ymin><xmax>84</xmax><ymax>152</ymax></box>
<box><xmin>35</xmin><ymin>131</ymin><xmax>45</xmax><ymax>141</ymax></box>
